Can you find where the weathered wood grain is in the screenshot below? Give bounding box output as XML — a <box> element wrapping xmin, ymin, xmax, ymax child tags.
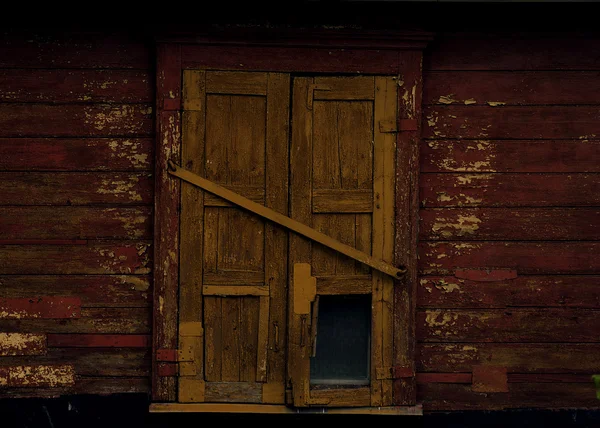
<box><xmin>0</xmin><ymin>104</ymin><xmax>153</xmax><ymax>137</ymax></box>
<box><xmin>46</xmin><ymin>334</ymin><xmax>150</xmax><ymax>348</ymax></box>
<box><xmin>0</xmin><ymin>70</ymin><xmax>151</xmax><ymax>103</ymax></box>
<box><xmin>0</xmin><ymin>275</ymin><xmax>150</xmax><ymax>307</ymax></box>
<box><xmin>0</xmin><ymin>308</ymin><xmax>149</xmax><ymax>334</ymax></box>
<box><xmin>0</xmin><ymin>207</ymin><xmax>152</xmax><ymax>239</ymax></box>
<box><xmin>418</xmin><ymin>308</ymin><xmax>600</xmax><ymax>342</ymax></box>
<box><xmin>424</xmin><ymin>71</ymin><xmax>600</xmax><ymax>105</ymax></box>
<box><xmin>0</xmin><ymin>333</ymin><xmax>46</xmax><ymax>356</ymax></box>
<box><xmin>424</xmin><ymin>106</ymin><xmax>600</xmax><ymax>139</ymax></box>
<box><xmin>0</xmin><ymin>138</ymin><xmax>153</xmax><ymax>171</ymax></box>
<box><xmin>418</xmin><ymin>383</ymin><xmax>599</xmax><ymax>411</ymax></box>
<box><xmin>420</xmin><ymin>208</ymin><xmax>600</xmax><ymax>240</ymax></box>
<box><xmin>204</xmin><ymin>382</ymin><xmax>262</xmax><ymax>403</ymax></box>
<box><xmin>0</xmin><ymin>241</ymin><xmax>152</xmax><ymax>275</ymax></box>
<box><xmin>0</xmin><ymin>365</ymin><xmax>75</xmax><ymax>387</ymax></box>
<box><xmin>0</xmin><ymin>348</ymin><xmax>149</xmax><ymax>376</ymax></box>
<box><xmin>418</xmin><ymin>343</ymin><xmax>600</xmax><ymax>373</ymax></box>
<box><xmin>0</xmin><ymin>297</ymin><xmax>80</xmax><ymax>319</ymax></box>
<box><xmin>182</xmin><ymin>45</ymin><xmax>400</xmax><ymax>74</ymax></box>
<box><xmin>418</xmin><ymin>275</ymin><xmax>600</xmax><ymax>308</ymax></box>
<box><xmin>0</xmin><ymin>34</ymin><xmax>151</xmax><ymax>69</ymax></box>
<box><xmin>421</xmin><ymin>140</ymin><xmax>600</xmax><ymax>173</ymax></box>
<box><xmin>420</xmin><ymin>173</ymin><xmax>600</xmax><ymax>207</ymax></box>
<box><xmin>0</xmin><ymin>377</ymin><xmax>150</xmax><ymax>398</ymax></box>
<box><xmin>0</xmin><ymin>172</ymin><xmax>153</xmax><ymax>205</ymax></box>
<box><xmin>425</xmin><ymin>33</ymin><xmax>600</xmax><ymax>71</ymax></box>
<box><xmin>419</xmin><ymin>242</ymin><xmax>599</xmax><ymax>275</ymax></box>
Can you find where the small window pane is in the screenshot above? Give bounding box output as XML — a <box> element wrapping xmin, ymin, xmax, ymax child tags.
<box><xmin>310</xmin><ymin>294</ymin><xmax>371</xmax><ymax>385</ymax></box>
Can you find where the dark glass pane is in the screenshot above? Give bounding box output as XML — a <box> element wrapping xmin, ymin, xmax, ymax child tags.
<box><xmin>310</xmin><ymin>294</ymin><xmax>371</xmax><ymax>385</ymax></box>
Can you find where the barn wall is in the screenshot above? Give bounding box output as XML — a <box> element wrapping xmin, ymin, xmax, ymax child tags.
<box><xmin>417</xmin><ymin>31</ymin><xmax>600</xmax><ymax>411</ymax></box>
<box><xmin>0</xmin><ymin>29</ymin><xmax>598</xmax><ymax>412</ymax></box>
<box><xmin>0</xmin><ymin>32</ymin><xmax>154</xmax><ymax>396</ymax></box>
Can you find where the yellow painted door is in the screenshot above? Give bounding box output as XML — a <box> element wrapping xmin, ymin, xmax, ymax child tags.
<box><xmin>289</xmin><ymin>76</ymin><xmax>397</xmax><ymax>407</ymax></box>
<box><xmin>178</xmin><ymin>70</ymin><xmax>289</xmax><ymax>404</ymax></box>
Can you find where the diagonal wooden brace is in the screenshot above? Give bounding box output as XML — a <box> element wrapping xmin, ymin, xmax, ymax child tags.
<box><xmin>168</xmin><ymin>161</ymin><xmax>406</xmax><ymax>279</ymax></box>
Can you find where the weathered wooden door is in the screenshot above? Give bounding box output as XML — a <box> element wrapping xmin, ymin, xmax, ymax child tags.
<box><xmin>288</xmin><ymin>77</ymin><xmax>397</xmax><ymax>407</ymax></box>
<box><xmin>178</xmin><ymin>71</ymin><xmax>397</xmax><ymax>407</ymax></box>
<box><xmin>178</xmin><ymin>70</ymin><xmax>290</xmax><ymax>403</ymax></box>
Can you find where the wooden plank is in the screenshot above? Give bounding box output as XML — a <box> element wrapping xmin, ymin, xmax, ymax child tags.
<box><xmin>202</xmin><ymin>286</ymin><xmax>269</xmax><ymax>296</ymax></box>
<box><xmin>169</xmin><ymin>164</ymin><xmax>404</xmax><ymax>279</ymax></box>
<box><xmin>179</xmin><ymin>69</ymin><xmax>205</xmax><ymax>398</ymax></box>
<box><xmin>204</xmin><ymin>272</ymin><xmax>265</xmax><ymax>285</ymax></box>
<box><xmin>206</xmin><ymin>71</ymin><xmax>268</xmax><ymax>95</ymax></box>
<box><xmin>0</xmin><ymin>172</ymin><xmax>153</xmax><ymax>205</ymax></box>
<box><xmin>0</xmin><ymin>207</ymin><xmax>151</xmax><ymax>240</ymax></box>
<box><xmin>0</xmin><ymin>348</ymin><xmax>149</xmax><ymax>376</ymax></box>
<box><xmin>264</xmin><ymin>72</ymin><xmax>290</xmax><ymax>390</ymax></box>
<box><xmin>418</xmin><ymin>275</ymin><xmax>600</xmax><ymax>308</ymax></box>
<box><xmin>420</xmin><ymin>208</ymin><xmax>600</xmax><ymax>240</ymax></box>
<box><xmin>313</xmin><ymin>76</ymin><xmax>375</xmax><ymax>100</ymax></box>
<box><xmin>424</xmin><ymin>106</ymin><xmax>600</xmax><ymax>139</ymax></box>
<box><xmin>309</xmin><ymin>387</ymin><xmax>371</xmax><ymax>407</ymax></box>
<box><xmin>372</xmin><ymin>75</ymin><xmax>397</xmax><ymax>407</ymax></box>
<box><xmin>0</xmin><ymin>333</ymin><xmax>46</xmax><ymax>356</ymax></box>
<box><xmin>255</xmin><ymin>296</ymin><xmax>268</xmax><ymax>383</ymax></box>
<box><xmin>420</xmin><ymin>173</ymin><xmax>600</xmax><ymax>207</ymax></box>
<box><xmin>312</xmin><ymin>189</ymin><xmax>373</xmax><ymax>213</ymax></box>
<box><xmin>421</xmin><ymin>140</ymin><xmax>600</xmax><ymax>173</ymax></box>
<box><xmin>418</xmin><ymin>308</ymin><xmax>600</xmax><ymax>342</ymax></box>
<box><xmin>419</xmin><ymin>242</ymin><xmax>600</xmax><ymax>275</ymax></box>
<box><xmin>0</xmin><ymin>138</ymin><xmax>153</xmax><ymax>171</ymax></box>
<box><xmin>425</xmin><ymin>33</ymin><xmax>600</xmax><ymax>71</ymax></box>
<box><xmin>0</xmin><ymin>377</ymin><xmax>149</xmax><ymax>398</ymax></box>
<box><xmin>316</xmin><ymin>275</ymin><xmax>372</xmax><ymax>295</ymax></box>
<box><xmin>0</xmin><ymin>69</ymin><xmax>151</xmax><ymax>103</ymax></box>
<box><xmin>0</xmin><ymin>365</ymin><xmax>75</xmax><ymax>387</ymax></box>
<box><xmin>424</xmin><ymin>71</ymin><xmax>600</xmax><ymax>106</ymax></box>
<box><xmin>240</xmin><ymin>298</ymin><xmax>259</xmax><ymax>383</ymax></box>
<box><xmin>508</xmin><ymin>374</ymin><xmax>595</xmax><ymax>383</ymax></box>
<box><xmin>0</xmin><ymin>297</ymin><xmax>80</xmax><ymax>319</ymax></box>
<box><xmin>418</xmin><ymin>343</ymin><xmax>600</xmax><ymax>373</ymax></box>
<box><xmin>288</xmin><ymin>77</ymin><xmax>314</xmax><ymax>407</ymax></box>
<box><xmin>46</xmin><ymin>334</ymin><xmax>150</xmax><ymax>348</ymax></box>
<box><xmin>418</xmin><ymin>383</ymin><xmax>599</xmax><ymax>411</ymax></box>
<box><xmin>0</xmin><ymin>275</ymin><xmax>150</xmax><ymax>308</ymax></box>
<box><xmin>182</xmin><ymin>45</ymin><xmax>401</xmax><ymax>74</ymax></box>
<box><xmin>0</xmin><ymin>104</ymin><xmax>153</xmax><ymax>137</ymax></box>
<box><xmin>394</xmin><ymin>50</ymin><xmax>422</xmax><ymax>406</ymax></box>
<box><xmin>472</xmin><ymin>366</ymin><xmax>508</xmax><ymax>393</ymax></box>
<box><xmin>153</xmin><ymin>43</ymin><xmax>181</xmax><ymax>403</ymax></box>
<box><xmin>0</xmin><ymin>34</ymin><xmax>150</xmax><ymax>69</ymax></box>
<box><xmin>221</xmin><ymin>298</ymin><xmax>241</xmax><ymax>381</ymax></box>
<box><xmin>0</xmin><ymin>241</ymin><xmax>151</xmax><ymax>275</ymax></box>
<box><xmin>416</xmin><ymin>373</ymin><xmax>472</xmax><ymax>383</ymax></box>
<box><xmin>0</xmin><ymin>308</ymin><xmax>149</xmax><ymax>334</ymax></box>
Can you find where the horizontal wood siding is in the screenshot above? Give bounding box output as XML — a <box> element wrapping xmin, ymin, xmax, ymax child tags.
<box><xmin>418</xmin><ymin>31</ymin><xmax>600</xmax><ymax>411</ymax></box>
<box><xmin>0</xmin><ymin>32</ymin><xmax>153</xmax><ymax>398</ymax></box>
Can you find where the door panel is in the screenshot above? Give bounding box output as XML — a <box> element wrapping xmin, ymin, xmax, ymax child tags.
<box><xmin>289</xmin><ymin>76</ymin><xmax>397</xmax><ymax>407</ymax></box>
<box><xmin>179</xmin><ymin>70</ymin><xmax>289</xmax><ymax>403</ymax></box>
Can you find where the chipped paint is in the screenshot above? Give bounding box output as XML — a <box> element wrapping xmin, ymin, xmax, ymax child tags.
<box><xmin>121</xmin><ymin>276</ymin><xmax>150</xmax><ymax>292</ymax></box>
<box><xmin>456</xmin><ymin>174</ymin><xmax>493</xmax><ymax>185</ymax></box>
<box><xmin>0</xmin><ymin>333</ymin><xmax>46</xmax><ymax>356</ymax></box>
<box><xmin>464</xmin><ymin>98</ymin><xmax>477</xmax><ymax>105</ymax></box>
<box><xmin>486</xmin><ymin>101</ymin><xmax>506</xmax><ymax>107</ymax></box>
<box><xmin>159</xmin><ymin>296</ymin><xmax>165</xmax><ymax>315</ymax></box>
<box><xmin>425</xmin><ymin>310</ymin><xmax>458</xmax><ymax>327</ymax></box>
<box><xmin>432</xmin><ymin>279</ymin><xmax>463</xmax><ymax>294</ymax></box>
<box><xmin>3</xmin><ymin>365</ymin><xmax>75</xmax><ymax>387</ymax></box>
<box><xmin>432</xmin><ymin>215</ymin><xmax>482</xmax><ymax>238</ymax></box>
<box><xmin>97</xmin><ymin>176</ymin><xmax>143</xmax><ymax>202</ymax></box>
<box><xmin>438</xmin><ymin>94</ymin><xmax>457</xmax><ymax>105</ymax></box>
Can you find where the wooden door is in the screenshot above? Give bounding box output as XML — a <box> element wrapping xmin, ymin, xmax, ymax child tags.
<box><xmin>178</xmin><ymin>70</ymin><xmax>290</xmax><ymax>404</ymax></box>
<box><xmin>289</xmin><ymin>76</ymin><xmax>397</xmax><ymax>407</ymax></box>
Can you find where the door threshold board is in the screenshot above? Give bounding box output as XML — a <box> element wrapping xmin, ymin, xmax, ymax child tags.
<box><xmin>149</xmin><ymin>403</ymin><xmax>423</xmax><ymax>415</ymax></box>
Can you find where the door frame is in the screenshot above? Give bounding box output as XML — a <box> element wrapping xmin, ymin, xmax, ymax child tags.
<box><xmin>152</xmin><ymin>27</ymin><xmax>433</xmax><ymax>407</ymax></box>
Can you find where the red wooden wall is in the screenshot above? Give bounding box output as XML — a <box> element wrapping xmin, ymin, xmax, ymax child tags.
<box><xmin>0</xmin><ymin>32</ymin><xmax>154</xmax><ymax>396</ymax></box>
<box><xmin>417</xmin><ymin>31</ymin><xmax>600</xmax><ymax>410</ymax></box>
<box><xmin>0</xmin><ymin>29</ymin><xmax>598</xmax><ymax>411</ymax></box>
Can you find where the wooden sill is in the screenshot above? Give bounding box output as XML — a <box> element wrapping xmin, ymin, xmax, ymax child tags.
<box><xmin>149</xmin><ymin>403</ymin><xmax>423</xmax><ymax>415</ymax></box>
